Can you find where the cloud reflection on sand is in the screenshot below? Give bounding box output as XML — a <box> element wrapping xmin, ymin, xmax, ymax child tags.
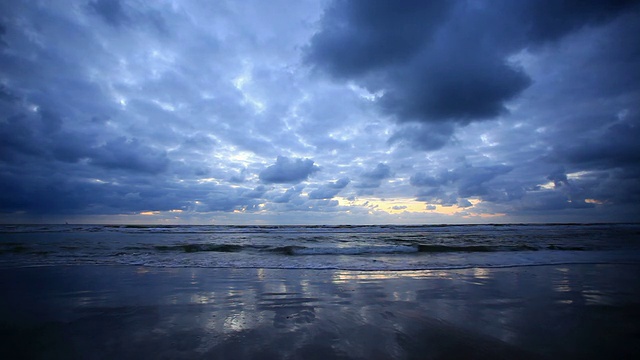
<box><xmin>2</xmin><ymin>264</ymin><xmax>640</xmax><ymax>358</ymax></box>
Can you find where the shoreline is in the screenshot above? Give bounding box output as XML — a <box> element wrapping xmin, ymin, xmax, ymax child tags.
<box><xmin>3</xmin><ymin>258</ymin><xmax>640</xmax><ymax>272</ymax></box>
<box><xmin>1</xmin><ymin>264</ymin><xmax>639</xmax><ymax>359</ymax></box>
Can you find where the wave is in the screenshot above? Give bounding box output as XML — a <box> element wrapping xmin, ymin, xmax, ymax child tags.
<box><xmin>417</xmin><ymin>244</ymin><xmax>494</xmax><ymax>253</ymax></box>
<box><xmin>271</xmin><ymin>245</ymin><xmax>419</xmax><ymax>256</ymax></box>
<box><xmin>1</xmin><ymin>242</ymin><xmax>587</xmax><ymax>257</ymax></box>
<box><xmin>416</xmin><ymin>244</ymin><xmax>584</xmax><ymax>252</ymax></box>
<box><xmin>266</xmin><ymin>244</ymin><xmax>587</xmax><ymax>255</ymax></box>
<box><xmin>152</xmin><ymin>244</ymin><xmax>248</xmax><ymax>253</ymax></box>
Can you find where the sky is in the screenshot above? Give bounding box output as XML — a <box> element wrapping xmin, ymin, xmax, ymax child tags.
<box><xmin>1</xmin><ymin>0</ymin><xmax>639</xmax><ymax>225</ymax></box>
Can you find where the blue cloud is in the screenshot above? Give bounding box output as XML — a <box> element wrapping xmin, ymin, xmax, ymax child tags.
<box><xmin>259</xmin><ymin>156</ymin><xmax>320</xmax><ymax>184</ymax></box>
<box><xmin>308</xmin><ymin>178</ymin><xmax>350</xmax><ymax>199</ymax></box>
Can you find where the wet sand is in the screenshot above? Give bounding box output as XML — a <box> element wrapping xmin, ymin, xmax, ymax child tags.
<box><xmin>1</xmin><ymin>264</ymin><xmax>639</xmax><ymax>359</ymax></box>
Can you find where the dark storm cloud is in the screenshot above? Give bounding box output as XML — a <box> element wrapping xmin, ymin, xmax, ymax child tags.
<box><xmin>457</xmin><ymin>198</ymin><xmax>473</xmax><ymax>208</ymax></box>
<box><xmin>516</xmin><ymin>191</ymin><xmax>595</xmax><ymax>212</ymax></box>
<box><xmin>180</xmin><ymin>133</ymin><xmax>218</xmax><ymax>150</ymax></box>
<box><xmin>259</xmin><ymin>156</ymin><xmax>320</xmax><ymax>184</ymax></box>
<box><xmin>590</xmin><ymin>170</ymin><xmax>640</xmax><ymax>205</ymax></box>
<box><xmin>0</xmin><ymin>158</ymin><xmax>262</xmax><ymax>215</ymax></box>
<box><xmin>270</xmin><ymin>186</ymin><xmax>305</xmax><ymax>204</ymax></box>
<box><xmin>361</xmin><ymin>163</ymin><xmax>392</xmax><ymax>180</ymax></box>
<box><xmin>540</xmin><ymin>108</ymin><xmax>640</xmax><ymax>207</ymax></box>
<box><xmin>411</xmin><ymin>163</ymin><xmax>512</xmax><ymax>202</ymax></box>
<box><xmin>410</xmin><ymin>172</ymin><xmax>449</xmax><ymax>188</ymax></box>
<box><xmin>308</xmin><ymin>178</ymin><xmax>350</xmax><ymax>199</ymax></box>
<box><xmin>228</xmin><ymin>169</ymin><xmax>248</xmax><ymax>184</ymax></box>
<box><xmin>0</xmin><ymin>22</ymin><xmax>7</xmax><ymax>47</ymax></box>
<box><xmin>90</xmin><ymin>137</ymin><xmax>170</xmax><ymax>174</ymax></box>
<box><xmin>547</xmin><ymin>167</ymin><xmax>569</xmax><ymax>188</ymax></box>
<box><xmin>0</xmin><ymin>169</ymin><xmax>166</xmax><ymax>215</ymax></box>
<box><xmin>0</xmin><ymin>172</ymin><xmax>102</xmax><ymax>214</ymax></box>
<box><xmin>0</xmin><ymin>105</ymin><xmax>95</xmax><ymax>165</ymax></box>
<box><xmin>1</xmin><ymin>0</ymin><xmax>639</xmax><ymax>223</ymax></box>
<box><xmin>507</xmin><ymin>0</ymin><xmax>639</xmax><ymax>43</ymax></box>
<box><xmin>306</xmin><ymin>0</ymin><xmax>639</xmax><ymax>149</ymax></box>
<box><xmin>0</xmin><ymin>1</ymin><xmax>327</xmax><ymax>220</ymax></box>
<box><xmin>415</xmin><ymin>188</ymin><xmax>459</xmax><ymax>207</ymax></box>
<box><xmin>455</xmin><ymin>164</ymin><xmax>513</xmax><ymax>198</ymax></box>
<box><xmin>543</xmin><ymin>168</ymin><xmax>595</xmax><ymax>209</ymax></box>
<box><xmin>0</xmin><ymin>84</ymin><xmax>18</xmax><ymax>103</ymax></box>
<box><xmin>356</xmin><ymin>163</ymin><xmax>393</xmax><ymax>189</ymax></box>
<box><xmin>89</xmin><ymin>0</ymin><xmax>129</xmax><ymax>26</ymax></box>
<box><xmin>551</xmin><ymin>118</ymin><xmax>640</xmax><ymax>170</ymax></box>
<box><xmin>242</xmin><ymin>185</ymin><xmax>268</xmax><ymax>199</ymax></box>
<box><xmin>0</xmin><ymin>115</ymin><xmax>40</xmax><ymax>161</ymax></box>
<box><xmin>388</xmin><ymin>123</ymin><xmax>455</xmax><ymax>152</ymax></box>
<box><xmin>0</xmin><ymin>103</ymin><xmax>167</xmax><ymax>174</ymax></box>
<box><xmin>305</xmin><ymin>0</ymin><xmax>452</xmax><ymax>77</ymax></box>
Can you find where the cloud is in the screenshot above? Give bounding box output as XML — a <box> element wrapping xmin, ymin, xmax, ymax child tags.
<box><xmin>305</xmin><ymin>0</ymin><xmax>453</xmax><ymax>78</ymax></box>
<box><xmin>356</xmin><ymin>163</ymin><xmax>393</xmax><ymax>188</ymax></box>
<box><xmin>306</xmin><ymin>0</ymin><xmax>638</xmax><ymax>150</ymax></box>
<box><xmin>308</xmin><ymin>178</ymin><xmax>350</xmax><ymax>199</ymax></box>
<box><xmin>410</xmin><ymin>169</ymin><xmax>458</xmax><ymax>188</ymax></box>
<box><xmin>228</xmin><ymin>169</ymin><xmax>248</xmax><ymax>184</ymax></box>
<box><xmin>416</xmin><ymin>189</ymin><xmax>459</xmax><ymax>207</ymax></box>
<box><xmin>457</xmin><ymin>198</ymin><xmax>473</xmax><ymax>208</ymax></box>
<box><xmin>411</xmin><ymin>162</ymin><xmax>513</xmax><ymax>206</ymax></box>
<box><xmin>90</xmin><ymin>137</ymin><xmax>169</xmax><ymax>174</ymax></box>
<box><xmin>515</xmin><ymin>191</ymin><xmax>595</xmax><ymax>212</ymax></box>
<box><xmin>0</xmin><ymin>170</ymin><xmax>198</xmax><ymax>215</ymax></box>
<box><xmin>455</xmin><ymin>164</ymin><xmax>513</xmax><ymax>198</ymax></box>
<box><xmin>362</xmin><ymin>163</ymin><xmax>392</xmax><ymax>180</ymax></box>
<box><xmin>547</xmin><ymin>167</ymin><xmax>569</xmax><ymax>188</ymax></box>
<box><xmin>89</xmin><ymin>0</ymin><xmax>129</xmax><ymax>26</ymax></box>
<box><xmin>259</xmin><ymin>156</ymin><xmax>320</xmax><ymax>184</ymax></box>
<box><xmin>0</xmin><ymin>22</ymin><xmax>6</xmax><ymax>47</ymax></box>
<box><xmin>242</xmin><ymin>185</ymin><xmax>268</xmax><ymax>199</ymax></box>
<box><xmin>0</xmin><ymin>1</ymin><xmax>639</xmax><ymax>224</ymax></box>
<box><xmin>0</xmin><ymin>84</ymin><xmax>18</xmax><ymax>103</ymax></box>
<box><xmin>551</xmin><ymin>118</ymin><xmax>640</xmax><ymax>170</ymax></box>
<box><xmin>388</xmin><ymin>123</ymin><xmax>455</xmax><ymax>151</ymax></box>
<box><xmin>270</xmin><ymin>185</ymin><xmax>305</xmax><ymax>204</ymax></box>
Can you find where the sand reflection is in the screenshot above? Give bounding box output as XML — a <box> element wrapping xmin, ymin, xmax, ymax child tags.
<box><xmin>3</xmin><ymin>265</ymin><xmax>639</xmax><ymax>359</ymax></box>
<box><xmin>331</xmin><ymin>269</ymin><xmax>454</xmax><ymax>283</ymax></box>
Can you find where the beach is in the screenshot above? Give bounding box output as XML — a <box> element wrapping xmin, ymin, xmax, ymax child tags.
<box><xmin>2</xmin><ymin>264</ymin><xmax>639</xmax><ymax>359</ymax></box>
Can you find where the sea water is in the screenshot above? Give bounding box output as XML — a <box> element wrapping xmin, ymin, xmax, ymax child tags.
<box><xmin>1</xmin><ymin>223</ymin><xmax>639</xmax><ymax>270</ymax></box>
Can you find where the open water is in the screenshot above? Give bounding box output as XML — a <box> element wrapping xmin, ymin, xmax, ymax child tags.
<box><xmin>1</xmin><ymin>223</ymin><xmax>639</xmax><ymax>270</ymax></box>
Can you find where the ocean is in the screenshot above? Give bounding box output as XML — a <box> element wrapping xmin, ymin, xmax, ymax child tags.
<box><xmin>2</xmin><ymin>223</ymin><xmax>639</xmax><ymax>270</ymax></box>
<box><xmin>2</xmin><ymin>223</ymin><xmax>640</xmax><ymax>358</ymax></box>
